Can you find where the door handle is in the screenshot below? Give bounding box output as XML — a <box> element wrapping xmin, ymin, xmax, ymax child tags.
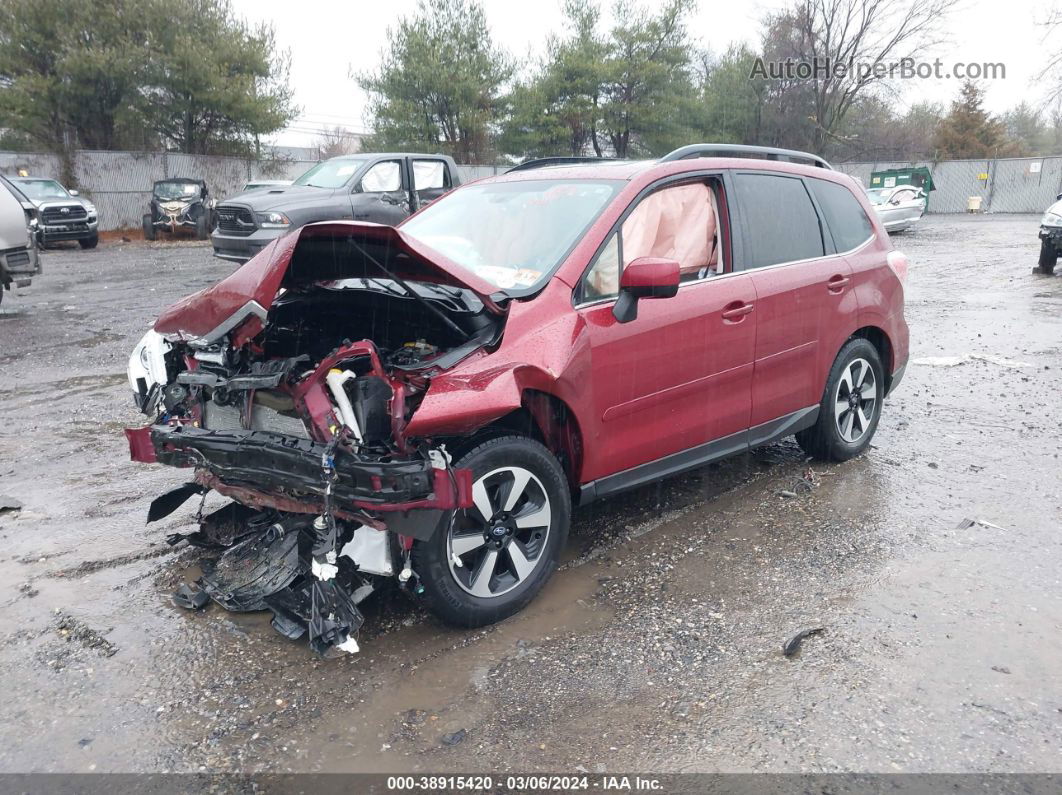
<box><xmin>827</xmin><ymin>275</ymin><xmax>850</xmax><ymax>292</ymax></box>
<box><xmin>353</xmin><ymin>212</ymin><xmax>370</xmax><ymax>219</ymax></box>
<box><xmin>721</xmin><ymin>301</ymin><xmax>754</xmax><ymax>322</ymax></box>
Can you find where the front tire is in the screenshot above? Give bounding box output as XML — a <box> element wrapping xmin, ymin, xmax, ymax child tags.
<box><xmin>143</xmin><ymin>214</ymin><xmax>156</xmax><ymax>241</ymax></box>
<box><xmin>79</xmin><ymin>234</ymin><xmax>98</xmax><ymax>249</ymax></box>
<box><xmin>195</xmin><ymin>213</ymin><xmax>209</xmax><ymax>240</ymax></box>
<box><xmin>1037</xmin><ymin>240</ymin><xmax>1057</xmax><ymax>274</ymax></box>
<box><xmin>412</xmin><ymin>435</ymin><xmax>570</xmax><ymax>628</ymax></box>
<box><xmin>796</xmin><ymin>338</ymin><xmax>885</xmax><ymax>462</ymax></box>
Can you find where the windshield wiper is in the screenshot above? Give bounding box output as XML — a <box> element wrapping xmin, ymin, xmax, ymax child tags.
<box><xmin>348</xmin><ymin>240</ymin><xmax>471</xmax><ymax>341</ymax></box>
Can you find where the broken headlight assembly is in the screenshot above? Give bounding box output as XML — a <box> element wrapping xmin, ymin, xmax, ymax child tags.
<box><xmin>127</xmin><ymin>329</ymin><xmax>173</xmax><ymax>413</ymax></box>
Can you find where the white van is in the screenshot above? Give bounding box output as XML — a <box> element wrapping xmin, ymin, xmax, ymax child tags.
<box><xmin>0</xmin><ymin>175</ymin><xmax>41</xmax><ymax>308</ymax></box>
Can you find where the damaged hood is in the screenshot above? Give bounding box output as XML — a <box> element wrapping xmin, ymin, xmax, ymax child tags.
<box><xmin>154</xmin><ymin>221</ymin><xmax>503</xmax><ymax>343</ymax></box>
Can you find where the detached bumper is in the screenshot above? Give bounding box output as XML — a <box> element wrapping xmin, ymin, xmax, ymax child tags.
<box><xmin>128</xmin><ymin>424</ymin><xmax>473</xmax><ymax>518</ymax></box>
<box><xmin>211</xmin><ymin>227</ymin><xmax>285</xmax><ymax>263</ymax></box>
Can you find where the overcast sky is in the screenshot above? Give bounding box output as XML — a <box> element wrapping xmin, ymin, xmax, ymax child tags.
<box><xmin>231</xmin><ymin>0</ymin><xmax>1049</xmax><ymax>148</ymax></box>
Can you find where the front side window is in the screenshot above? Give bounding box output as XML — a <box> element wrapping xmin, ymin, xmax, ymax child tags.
<box><xmin>582</xmin><ymin>181</ymin><xmax>723</xmax><ymax>301</ymax></box>
<box><xmin>808</xmin><ymin>178</ymin><xmax>875</xmax><ymax>252</ymax></box>
<box><xmin>732</xmin><ymin>173</ymin><xmax>824</xmax><ymax>269</ymax></box>
<box><xmin>360</xmin><ymin>160</ymin><xmax>402</xmax><ymax>193</ymax></box>
<box><xmin>400</xmin><ymin>179</ymin><xmax>621</xmax><ymax>293</ymax></box>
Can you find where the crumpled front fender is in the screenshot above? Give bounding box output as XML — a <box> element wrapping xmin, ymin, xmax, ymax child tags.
<box><xmin>404</xmin><ymin>363</ymin><xmax>554</xmax><ymax>437</ymax></box>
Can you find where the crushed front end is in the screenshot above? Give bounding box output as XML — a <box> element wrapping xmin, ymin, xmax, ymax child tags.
<box><xmin>125</xmin><ymin>222</ymin><xmax>503</xmax><ymax>655</ymax></box>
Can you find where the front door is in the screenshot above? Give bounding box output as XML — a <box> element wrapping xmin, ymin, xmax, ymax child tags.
<box><xmin>575</xmin><ymin>178</ymin><xmax>757</xmax><ymax>481</ymax></box>
<box><xmin>351</xmin><ymin>159</ymin><xmax>410</xmax><ymax>225</ymax></box>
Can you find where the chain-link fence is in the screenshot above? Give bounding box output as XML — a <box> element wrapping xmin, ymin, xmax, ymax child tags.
<box><xmin>835</xmin><ymin>156</ymin><xmax>1062</xmax><ymax>214</ymax></box>
<box><xmin>3</xmin><ymin>150</ymin><xmax>1058</xmax><ymax>231</ymax></box>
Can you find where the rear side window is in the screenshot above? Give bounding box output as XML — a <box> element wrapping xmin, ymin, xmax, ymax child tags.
<box><xmin>809</xmin><ymin>178</ymin><xmax>875</xmax><ymax>251</ymax></box>
<box><xmin>732</xmin><ymin>173</ymin><xmax>824</xmax><ymax>269</ymax></box>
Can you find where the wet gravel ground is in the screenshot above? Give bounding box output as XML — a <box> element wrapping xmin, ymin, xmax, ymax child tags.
<box><xmin>0</xmin><ymin>216</ymin><xmax>1059</xmax><ymax>775</ymax></box>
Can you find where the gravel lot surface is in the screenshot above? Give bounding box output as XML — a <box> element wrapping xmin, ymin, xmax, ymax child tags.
<box><xmin>0</xmin><ymin>215</ymin><xmax>1059</xmax><ymax>776</ymax></box>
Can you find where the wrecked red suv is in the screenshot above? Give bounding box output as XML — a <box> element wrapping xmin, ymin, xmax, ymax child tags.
<box><xmin>126</xmin><ymin>144</ymin><xmax>909</xmax><ymax>655</ymax></box>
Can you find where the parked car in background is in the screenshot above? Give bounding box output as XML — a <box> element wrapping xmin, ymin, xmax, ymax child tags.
<box><xmin>0</xmin><ymin>177</ymin><xmax>41</xmax><ymax>307</ymax></box>
<box><xmin>143</xmin><ymin>178</ymin><xmax>215</xmax><ymax>241</ymax></box>
<box><xmin>1</xmin><ymin>174</ymin><xmax>41</xmax><ymax>238</ymax></box>
<box><xmin>126</xmin><ymin>144</ymin><xmax>908</xmax><ymax>656</ymax></box>
<box><xmin>865</xmin><ymin>185</ymin><xmax>927</xmax><ymax>233</ymax></box>
<box><xmin>241</xmin><ymin>179</ymin><xmax>291</xmax><ymax>192</ymax></box>
<box><xmin>210</xmin><ymin>153</ymin><xmax>461</xmax><ymax>263</ymax></box>
<box><xmin>11</xmin><ymin>177</ymin><xmax>98</xmax><ymax>249</ymax></box>
<box><xmin>1035</xmin><ymin>193</ymin><xmax>1062</xmax><ymax>274</ymax></box>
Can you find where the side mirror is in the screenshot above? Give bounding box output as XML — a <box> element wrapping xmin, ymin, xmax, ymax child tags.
<box><xmin>69</xmin><ymin>189</ymin><xmax>79</xmax><ymax>196</ymax></box>
<box><xmin>613</xmin><ymin>257</ymin><xmax>680</xmax><ymax>323</ymax></box>
<box><xmin>1057</xmin><ymin>193</ymin><xmax>1062</xmax><ymax>201</ymax></box>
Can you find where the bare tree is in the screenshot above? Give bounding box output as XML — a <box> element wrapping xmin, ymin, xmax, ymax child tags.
<box><xmin>761</xmin><ymin>0</ymin><xmax>960</xmax><ymax>155</ymax></box>
<box><xmin>314</xmin><ymin>125</ymin><xmax>363</xmax><ymax>159</ymax></box>
<box><xmin>1040</xmin><ymin>11</ymin><xmax>1062</xmax><ymax>104</ymax></box>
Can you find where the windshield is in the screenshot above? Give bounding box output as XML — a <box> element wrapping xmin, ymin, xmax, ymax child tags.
<box><xmin>16</xmin><ymin>179</ymin><xmax>69</xmax><ymax>200</ymax></box>
<box><xmin>155</xmin><ymin>181</ymin><xmax>200</xmax><ymax>201</ymax></box>
<box><xmin>865</xmin><ymin>188</ymin><xmax>888</xmax><ymax>205</ymax></box>
<box><xmin>400</xmin><ymin>179</ymin><xmax>622</xmax><ymax>292</ymax></box>
<box><xmin>293</xmin><ymin>158</ymin><xmax>367</xmax><ymax>189</ymax></box>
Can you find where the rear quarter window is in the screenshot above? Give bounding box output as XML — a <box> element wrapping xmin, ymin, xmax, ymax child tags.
<box><xmin>808</xmin><ymin>178</ymin><xmax>875</xmax><ymax>252</ymax></box>
<box><xmin>732</xmin><ymin>173</ymin><xmax>824</xmax><ymax>268</ymax></box>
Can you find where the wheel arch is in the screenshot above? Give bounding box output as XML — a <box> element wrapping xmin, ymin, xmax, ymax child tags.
<box><xmin>849</xmin><ymin>325</ymin><xmax>894</xmax><ymax>391</ymax></box>
<box><xmin>439</xmin><ymin>390</ymin><xmax>584</xmax><ymax>494</ymax></box>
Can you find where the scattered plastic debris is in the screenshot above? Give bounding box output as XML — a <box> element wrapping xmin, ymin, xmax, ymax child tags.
<box><xmin>956</xmin><ymin>518</ymin><xmax>1005</xmax><ymax>530</ymax></box>
<box><xmin>991</xmin><ymin>665</ymin><xmax>1011</xmax><ymax>675</ymax></box>
<box><xmin>782</xmin><ymin>626</ymin><xmax>825</xmax><ymax>657</ymax></box>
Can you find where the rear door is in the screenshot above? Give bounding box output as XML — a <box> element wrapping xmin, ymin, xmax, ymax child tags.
<box><xmin>350</xmin><ymin>159</ymin><xmax>410</xmax><ymax>225</ymax></box>
<box><xmin>576</xmin><ymin>176</ymin><xmax>757</xmax><ymax>481</ymax></box>
<box><xmin>731</xmin><ymin>171</ymin><xmax>858</xmax><ymax>432</ymax></box>
<box><xmin>411</xmin><ymin>158</ymin><xmax>453</xmax><ymax>210</ymax></box>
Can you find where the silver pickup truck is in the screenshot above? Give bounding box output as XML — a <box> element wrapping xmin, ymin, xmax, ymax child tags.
<box><xmin>0</xmin><ymin>175</ymin><xmax>41</xmax><ymax>308</ymax></box>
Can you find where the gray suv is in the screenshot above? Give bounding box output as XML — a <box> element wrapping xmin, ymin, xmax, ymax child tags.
<box><xmin>211</xmin><ymin>153</ymin><xmax>461</xmax><ymax>263</ymax></box>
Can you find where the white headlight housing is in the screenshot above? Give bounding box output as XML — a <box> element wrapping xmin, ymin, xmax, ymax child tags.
<box><xmin>1042</xmin><ymin>211</ymin><xmax>1062</xmax><ymax>227</ymax></box>
<box><xmin>128</xmin><ymin>329</ymin><xmax>172</xmax><ymax>413</ymax></box>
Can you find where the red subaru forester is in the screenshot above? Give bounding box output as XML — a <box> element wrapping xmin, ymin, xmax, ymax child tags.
<box><xmin>126</xmin><ymin>145</ymin><xmax>908</xmax><ymax>655</ymax></box>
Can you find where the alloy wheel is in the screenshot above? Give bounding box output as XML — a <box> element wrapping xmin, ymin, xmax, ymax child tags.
<box><xmin>834</xmin><ymin>357</ymin><xmax>877</xmax><ymax>444</ymax></box>
<box><xmin>447</xmin><ymin>466</ymin><xmax>552</xmax><ymax>598</ymax></box>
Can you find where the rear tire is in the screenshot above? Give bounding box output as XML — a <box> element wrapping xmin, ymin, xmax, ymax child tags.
<box><xmin>412</xmin><ymin>435</ymin><xmax>570</xmax><ymax>628</ymax></box>
<box><xmin>79</xmin><ymin>234</ymin><xmax>98</xmax><ymax>249</ymax></box>
<box><xmin>796</xmin><ymin>338</ymin><xmax>885</xmax><ymax>462</ymax></box>
<box><xmin>1037</xmin><ymin>240</ymin><xmax>1057</xmax><ymax>274</ymax></box>
<box><xmin>143</xmin><ymin>214</ymin><xmax>156</xmax><ymax>241</ymax></box>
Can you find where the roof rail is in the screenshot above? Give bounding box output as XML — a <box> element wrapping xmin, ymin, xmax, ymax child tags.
<box><xmin>660</xmin><ymin>144</ymin><xmax>832</xmax><ymax>170</ymax></box>
<box><xmin>507</xmin><ymin>156</ymin><xmax>619</xmax><ymax>173</ymax></box>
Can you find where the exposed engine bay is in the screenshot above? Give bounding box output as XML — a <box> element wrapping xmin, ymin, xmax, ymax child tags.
<box><xmin>125</xmin><ymin>226</ymin><xmax>505</xmax><ymax>656</ymax></box>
